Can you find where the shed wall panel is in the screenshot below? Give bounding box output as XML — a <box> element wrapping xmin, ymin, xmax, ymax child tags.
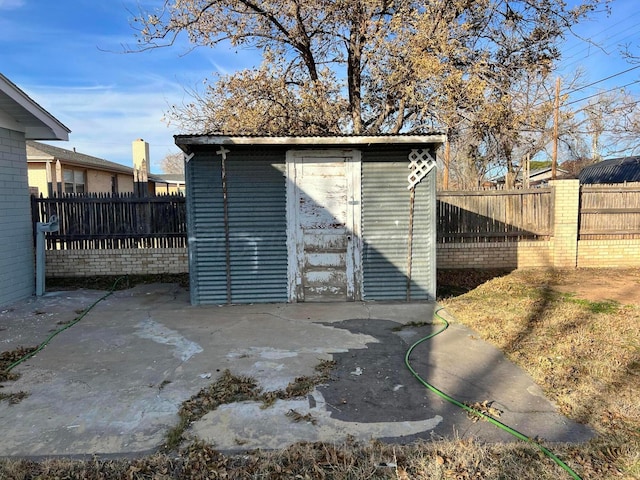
<box><xmin>361</xmin><ymin>148</ymin><xmax>436</xmax><ymax>300</ymax></box>
<box><xmin>227</xmin><ymin>158</ymin><xmax>287</xmax><ymax>303</ymax></box>
<box><xmin>187</xmin><ymin>153</ymin><xmax>287</xmax><ymax>304</ymax></box>
<box><xmin>186</xmin><ymin>155</ymin><xmax>226</xmax><ymax>304</ymax></box>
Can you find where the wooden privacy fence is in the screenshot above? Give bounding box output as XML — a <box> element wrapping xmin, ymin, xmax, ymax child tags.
<box><xmin>31</xmin><ymin>193</ymin><xmax>187</xmax><ymax>249</ymax></box>
<box><xmin>579</xmin><ymin>184</ymin><xmax>640</xmax><ymax>239</ymax></box>
<box><xmin>31</xmin><ymin>183</ymin><xmax>640</xmax><ymax>252</ymax></box>
<box><xmin>437</xmin><ymin>187</ymin><xmax>554</xmax><ymax>243</ymax></box>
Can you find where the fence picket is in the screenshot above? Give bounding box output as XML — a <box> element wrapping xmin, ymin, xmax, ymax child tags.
<box><xmin>31</xmin><ymin>184</ymin><xmax>640</xmax><ymax>250</ymax></box>
<box><xmin>436</xmin><ymin>187</ymin><xmax>554</xmax><ymax>242</ymax></box>
<box><xmin>31</xmin><ymin>193</ymin><xmax>187</xmax><ymax>250</ymax></box>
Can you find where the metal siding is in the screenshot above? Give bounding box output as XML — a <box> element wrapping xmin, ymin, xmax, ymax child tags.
<box><xmin>579</xmin><ymin>156</ymin><xmax>640</xmax><ymax>184</ymax></box>
<box><xmin>411</xmin><ymin>165</ymin><xmax>437</xmax><ymax>300</ymax></box>
<box><xmin>361</xmin><ymin>148</ymin><xmax>436</xmax><ymax>300</ymax></box>
<box><xmin>186</xmin><ymin>155</ymin><xmax>227</xmax><ymax>304</ymax></box>
<box><xmin>227</xmin><ymin>157</ymin><xmax>288</xmax><ymax>303</ymax></box>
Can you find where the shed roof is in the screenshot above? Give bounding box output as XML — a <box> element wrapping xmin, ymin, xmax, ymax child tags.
<box><xmin>578</xmin><ymin>156</ymin><xmax>640</xmax><ymax>184</ymax></box>
<box><xmin>0</xmin><ymin>73</ymin><xmax>70</xmax><ymax>140</ymax></box>
<box><xmin>175</xmin><ymin>133</ymin><xmax>446</xmax><ymax>152</ymax></box>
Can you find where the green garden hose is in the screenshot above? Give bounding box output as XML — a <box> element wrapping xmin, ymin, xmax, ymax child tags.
<box><xmin>5</xmin><ymin>276</ymin><xmax>125</xmax><ymax>373</ymax></box>
<box><xmin>405</xmin><ymin>306</ymin><xmax>582</xmax><ymax>480</ymax></box>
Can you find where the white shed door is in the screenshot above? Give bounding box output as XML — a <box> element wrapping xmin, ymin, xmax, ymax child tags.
<box><xmin>287</xmin><ymin>151</ymin><xmax>362</xmax><ymax>302</ymax></box>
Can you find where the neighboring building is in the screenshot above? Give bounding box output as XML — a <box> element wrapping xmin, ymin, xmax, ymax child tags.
<box><xmin>579</xmin><ymin>156</ymin><xmax>640</xmax><ymax>184</ymax></box>
<box><xmin>154</xmin><ymin>173</ymin><xmax>186</xmax><ymax>195</ymax></box>
<box><xmin>0</xmin><ymin>73</ymin><xmax>70</xmax><ymax>307</ymax></box>
<box><xmin>27</xmin><ymin>139</ymin><xmax>175</xmax><ymax>197</ymax></box>
<box><xmin>175</xmin><ymin>134</ymin><xmax>444</xmax><ymax>305</ymax></box>
<box><xmin>493</xmin><ymin>166</ymin><xmax>570</xmax><ymax>188</ymax></box>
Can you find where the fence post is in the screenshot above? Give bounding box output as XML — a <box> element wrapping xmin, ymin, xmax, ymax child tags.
<box><xmin>550</xmin><ymin>179</ymin><xmax>580</xmax><ymax>268</ymax></box>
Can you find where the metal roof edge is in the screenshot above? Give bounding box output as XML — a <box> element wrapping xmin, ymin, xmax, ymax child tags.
<box><xmin>174</xmin><ymin>133</ymin><xmax>447</xmax><ymax>148</ymax></box>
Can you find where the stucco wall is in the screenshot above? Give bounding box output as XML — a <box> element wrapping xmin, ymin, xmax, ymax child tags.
<box><xmin>0</xmin><ymin>128</ymin><xmax>35</xmax><ymax>307</ymax></box>
<box><xmin>27</xmin><ymin>162</ymin><xmax>48</xmax><ymax>196</ymax></box>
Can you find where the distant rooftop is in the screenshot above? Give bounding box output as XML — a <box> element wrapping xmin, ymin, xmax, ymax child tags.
<box><xmin>579</xmin><ymin>156</ymin><xmax>640</xmax><ymax>184</ymax></box>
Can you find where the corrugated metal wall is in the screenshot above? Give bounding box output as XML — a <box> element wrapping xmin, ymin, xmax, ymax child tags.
<box><xmin>227</xmin><ymin>158</ymin><xmax>288</xmax><ymax>303</ymax></box>
<box><xmin>186</xmin><ymin>152</ymin><xmax>287</xmax><ymax>304</ymax></box>
<box><xmin>187</xmin><ymin>145</ymin><xmax>436</xmax><ymax>304</ymax></box>
<box><xmin>361</xmin><ymin>148</ymin><xmax>436</xmax><ymax>301</ymax></box>
<box><xmin>186</xmin><ymin>154</ymin><xmax>226</xmax><ymax>304</ymax></box>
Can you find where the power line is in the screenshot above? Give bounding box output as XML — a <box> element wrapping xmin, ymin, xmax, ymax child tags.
<box><xmin>565</xmin><ymin>79</ymin><xmax>640</xmax><ymax>105</ymax></box>
<box><xmin>563</xmin><ymin>64</ymin><xmax>640</xmax><ymax>96</ymax></box>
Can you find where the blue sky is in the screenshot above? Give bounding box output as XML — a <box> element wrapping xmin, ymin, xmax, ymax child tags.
<box><xmin>1</xmin><ymin>0</ymin><xmax>638</xmax><ymax>170</ymax></box>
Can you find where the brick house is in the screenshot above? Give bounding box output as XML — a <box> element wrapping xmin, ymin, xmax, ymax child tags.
<box><xmin>27</xmin><ymin>139</ymin><xmax>178</xmax><ymax>197</ymax></box>
<box><xmin>0</xmin><ymin>73</ymin><xmax>69</xmax><ymax>307</ymax></box>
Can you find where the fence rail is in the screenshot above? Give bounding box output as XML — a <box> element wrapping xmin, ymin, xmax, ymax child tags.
<box><xmin>31</xmin><ymin>193</ymin><xmax>187</xmax><ymax>250</ymax></box>
<box><xmin>437</xmin><ymin>187</ymin><xmax>554</xmax><ymax>243</ymax></box>
<box><xmin>579</xmin><ymin>184</ymin><xmax>640</xmax><ymax>239</ymax></box>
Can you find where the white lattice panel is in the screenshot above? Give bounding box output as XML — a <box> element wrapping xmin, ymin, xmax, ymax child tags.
<box><xmin>407</xmin><ymin>149</ymin><xmax>436</xmax><ymax>189</ymax></box>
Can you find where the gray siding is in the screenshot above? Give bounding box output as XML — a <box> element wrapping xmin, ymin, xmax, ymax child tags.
<box><xmin>361</xmin><ymin>148</ymin><xmax>436</xmax><ymax>300</ymax></box>
<box><xmin>186</xmin><ymin>152</ymin><xmax>287</xmax><ymax>304</ymax></box>
<box><xmin>186</xmin><ymin>154</ymin><xmax>226</xmax><ymax>304</ymax></box>
<box><xmin>0</xmin><ymin>128</ymin><xmax>34</xmax><ymax>307</ymax></box>
<box><xmin>227</xmin><ymin>158</ymin><xmax>287</xmax><ymax>303</ymax></box>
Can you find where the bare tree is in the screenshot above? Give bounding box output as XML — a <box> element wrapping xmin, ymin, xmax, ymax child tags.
<box><xmin>130</xmin><ymin>0</ymin><xmax>608</xmax><ymax>186</ymax></box>
<box><xmin>159</xmin><ymin>152</ymin><xmax>185</xmax><ymax>174</ymax></box>
<box><xmin>561</xmin><ymin>88</ymin><xmax>640</xmax><ymax>161</ymax></box>
<box><xmin>132</xmin><ymin>1</ymin><xmax>604</xmax><ymax>130</ymax></box>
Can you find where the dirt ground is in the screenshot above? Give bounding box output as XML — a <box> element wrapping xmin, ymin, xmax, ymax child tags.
<box><xmin>437</xmin><ymin>268</ymin><xmax>640</xmax><ymax>305</ymax></box>
<box><xmin>549</xmin><ymin>268</ymin><xmax>640</xmax><ymax>305</ymax></box>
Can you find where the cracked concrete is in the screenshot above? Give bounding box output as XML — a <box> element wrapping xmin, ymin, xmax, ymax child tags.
<box><xmin>0</xmin><ymin>283</ymin><xmax>593</xmax><ymax>458</ymax></box>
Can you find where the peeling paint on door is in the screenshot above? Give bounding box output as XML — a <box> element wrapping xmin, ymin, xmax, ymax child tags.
<box><xmin>286</xmin><ymin>151</ymin><xmax>362</xmax><ymax>302</ymax></box>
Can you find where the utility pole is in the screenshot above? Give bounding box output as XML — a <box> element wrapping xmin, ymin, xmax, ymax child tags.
<box><xmin>552</xmin><ymin>77</ymin><xmax>560</xmax><ymax>180</ymax></box>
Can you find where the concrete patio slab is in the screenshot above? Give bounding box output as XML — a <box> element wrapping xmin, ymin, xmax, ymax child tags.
<box><xmin>0</xmin><ymin>283</ymin><xmax>593</xmax><ymax>458</ymax></box>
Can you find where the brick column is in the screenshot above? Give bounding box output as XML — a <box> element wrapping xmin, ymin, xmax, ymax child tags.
<box><xmin>551</xmin><ymin>179</ymin><xmax>580</xmax><ymax>268</ymax></box>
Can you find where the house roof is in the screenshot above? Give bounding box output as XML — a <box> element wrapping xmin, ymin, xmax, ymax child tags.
<box><xmin>579</xmin><ymin>156</ymin><xmax>640</xmax><ymax>184</ymax></box>
<box><xmin>0</xmin><ymin>73</ymin><xmax>70</xmax><ymax>140</ymax></box>
<box><xmin>27</xmin><ymin>141</ymin><xmax>134</xmax><ymax>174</ymax></box>
<box><xmin>155</xmin><ymin>173</ymin><xmax>185</xmax><ymax>184</ymax></box>
<box><xmin>493</xmin><ymin>166</ymin><xmax>569</xmax><ymax>184</ymax></box>
<box><xmin>26</xmin><ymin>140</ymin><xmax>169</xmax><ymax>183</ymax></box>
<box><xmin>175</xmin><ymin>133</ymin><xmax>447</xmax><ymax>152</ymax></box>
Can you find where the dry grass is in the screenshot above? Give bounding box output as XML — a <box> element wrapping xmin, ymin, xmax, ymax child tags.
<box><xmin>440</xmin><ymin>268</ymin><xmax>640</xmax><ymax>479</ymax></box>
<box><xmin>1</xmin><ymin>269</ymin><xmax>639</xmax><ymax>479</ymax></box>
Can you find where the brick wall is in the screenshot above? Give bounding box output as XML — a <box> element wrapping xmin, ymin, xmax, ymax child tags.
<box><xmin>437</xmin><ymin>179</ymin><xmax>640</xmax><ymax>270</ymax></box>
<box><xmin>45</xmin><ymin>248</ymin><xmax>188</xmax><ymax>277</ymax></box>
<box><xmin>552</xmin><ymin>179</ymin><xmax>580</xmax><ymax>268</ymax></box>
<box><xmin>437</xmin><ymin>241</ymin><xmax>553</xmax><ymax>269</ymax></box>
<box><xmin>577</xmin><ymin>240</ymin><xmax>640</xmax><ymax>268</ymax></box>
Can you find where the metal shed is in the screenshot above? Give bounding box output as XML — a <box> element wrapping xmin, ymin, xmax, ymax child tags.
<box><xmin>175</xmin><ymin>134</ymin><xmax>445</xmax><ymax>305</ymax></box>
